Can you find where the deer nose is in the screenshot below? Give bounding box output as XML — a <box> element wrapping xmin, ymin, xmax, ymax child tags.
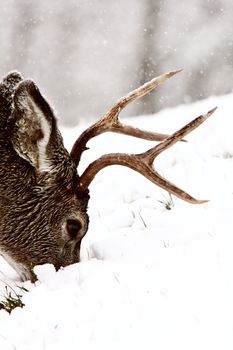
<box><xmin>66</xmin><ymin>219</ymin><xmax>82</xmax><ymax>240</ymax></box>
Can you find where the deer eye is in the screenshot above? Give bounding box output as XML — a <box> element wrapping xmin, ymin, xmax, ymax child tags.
<box><xmin>66</xmin><ymin>219</ymin><xmax>82</xmax><ymax>239</ymax></box>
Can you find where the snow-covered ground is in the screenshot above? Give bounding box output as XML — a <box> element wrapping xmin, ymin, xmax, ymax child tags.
<box><xmin>1</xmin><ymin>93</ymin><xmax>233</xmax><ymax>350</ymax></box>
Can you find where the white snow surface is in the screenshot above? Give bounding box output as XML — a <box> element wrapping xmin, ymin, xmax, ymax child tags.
<box><xmin>1</xmin><ymin>94</ymin><xmax>233</xmax><ymax>349</ymax></box>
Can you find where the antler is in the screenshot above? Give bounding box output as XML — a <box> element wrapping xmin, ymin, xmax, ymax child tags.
<box><xmin>72</xmin><ymin>70</ymin><xmax>217</xmax><ymax>204</ymax></box>
<box><xmin>77</xmin><ymin>107</ymin><xmax>216</xmax><ymax>204</ymax></box>
<box><xmin>70</xmin><ymin>70</ymin><xmax>182</xmax><ymax>166</ymax></box>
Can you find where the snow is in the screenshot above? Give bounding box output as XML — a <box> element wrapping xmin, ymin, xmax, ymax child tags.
<box><xmin>1</xmin><ymin>93</ymin><xmax>233</xmax><ymax>349</ymax></box>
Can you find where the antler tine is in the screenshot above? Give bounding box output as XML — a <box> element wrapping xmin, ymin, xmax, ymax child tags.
<box><xmin>71</xmin><ymin>69</ymin><xmax>182</xmax><ymax>166</ymax></box>
<box><xmin>77</xmin><ymin>107</ymin><xmax>217</xmax><ymax>204</ymax></box>
<box><xmin>143</xmin><ymin>107</ymin><xmax>217</xmax><ymax>165</ymax></box>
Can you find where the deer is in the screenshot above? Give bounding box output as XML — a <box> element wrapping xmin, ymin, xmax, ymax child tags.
<box><xmin>0</xmin><ymin>70</ymin><xmax>216</xmax><ymax>282</ymax></box>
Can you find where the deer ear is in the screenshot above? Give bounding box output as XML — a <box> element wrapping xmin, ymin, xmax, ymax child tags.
<box><xmin>8</xmin><ymin>80</ymin><xmax>57</xmax><ymax>172</ymax></box>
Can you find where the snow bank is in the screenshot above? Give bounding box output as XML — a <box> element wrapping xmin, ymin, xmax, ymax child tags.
<box><xmin>1</xmin><ymin>94</ymin><xmax>233</xmax><ymax>350</ymax></box>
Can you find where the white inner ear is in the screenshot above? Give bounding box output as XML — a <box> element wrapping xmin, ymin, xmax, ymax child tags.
<box><xmin>14</xmin><ymin>94</ymin><xmax>52</xmax><ymax>172</ymax></box>
<box><xmin>33</xmin><ymin>100</ymin><xmax>52</xmax><ymax>172</ymax></box>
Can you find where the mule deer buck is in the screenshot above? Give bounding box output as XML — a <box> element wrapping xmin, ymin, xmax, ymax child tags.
<box><xmin>0</xmin><ymin>70</ymin><xmax>216</xmax><ymax>281</ymax></box>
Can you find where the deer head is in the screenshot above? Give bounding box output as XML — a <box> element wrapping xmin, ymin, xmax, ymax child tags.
<box><xmin>0</xmin><ymin>70</ymin><xmax>216</xmax><ymax>281</ymax></box>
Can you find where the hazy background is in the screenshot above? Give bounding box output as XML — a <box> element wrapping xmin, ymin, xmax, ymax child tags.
<box><xmin>0</xmin><ymin>0</ymin><xmax>232</xmax><ymax>125</ymax></box>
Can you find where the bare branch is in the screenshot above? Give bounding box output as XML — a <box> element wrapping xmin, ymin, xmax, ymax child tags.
<box><xmin>77</xmin><ymin>108</ymin><xmax>217</xmax><ymax>204</ymax></box>
<box><xmin>70</xmin><ymin>70</ymin><xmax>182</xmax><ymax>166</ymax></box>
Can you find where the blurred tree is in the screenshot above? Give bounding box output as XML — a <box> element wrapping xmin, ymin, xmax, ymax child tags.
<box><xmin>52</xmin><ymin>2</ymin><xmax>82</xmax><ymax>125</ymax></box>
<box><xmin>137</xmin><ymin>0</ymin><xmax>164</xmax><ymax>115</ymax></box>
<box><xmin>10</xmin><ymin>1</ymin><xmax>39</xmax><ymax>72</ymax></box>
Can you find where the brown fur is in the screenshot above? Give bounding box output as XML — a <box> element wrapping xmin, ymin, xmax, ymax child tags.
<box><xmin>0</xmin><ymin>72</ymin><xmax>89</xmax><ymax>281</ymax></box>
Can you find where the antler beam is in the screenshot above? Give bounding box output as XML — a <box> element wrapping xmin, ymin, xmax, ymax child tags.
<box><xmin>72</xmin><ymin>69</ymin><xmax>217</xmax><ymax>204</ymax></box>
